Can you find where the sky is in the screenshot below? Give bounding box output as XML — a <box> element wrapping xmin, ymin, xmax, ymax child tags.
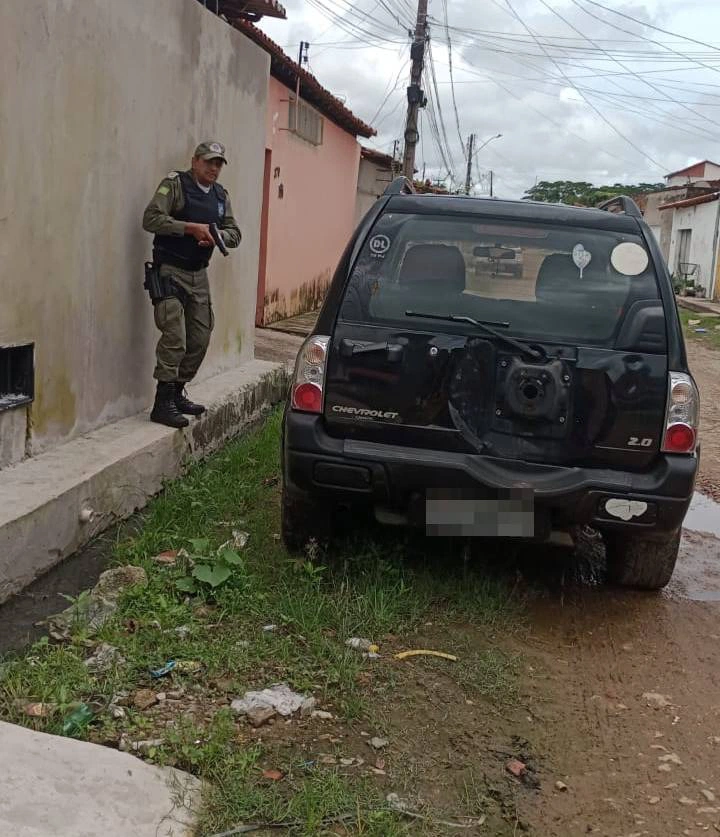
<box><xmin>257</xmin><ymin>0</ymin><xmax>720</xmax><ymax>198</ymax></box>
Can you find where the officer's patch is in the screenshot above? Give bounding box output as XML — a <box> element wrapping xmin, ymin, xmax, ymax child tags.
<box><xmin>218</xmin><ymin>201</ymin><xmax>225</xmax><ymax>218</ymax></box>
<box><xmin>166</xmin><ymin>171</ymin><xmax>179</xmax><ymax>179</ymax></box>
<box><xmin>157</xmin><ymin>185</ymin><xmax>170</xmax><ymax>195</ymax></box>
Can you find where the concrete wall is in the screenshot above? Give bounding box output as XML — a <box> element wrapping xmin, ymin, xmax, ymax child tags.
<box><xmin>667</xmin><ymin>200</ymin><xmax>720</xmax><ymax>297</ymax></box>
<box><xmin>356</xmin><ymin>157</ymin><xmax>393</xmax><ymax>224</ymax></box>
<box><xmin>642</xmin><ymin>189</ymin><xmax>688</xmax><ymax>263</ymax></box>
<box><xmin>667</xmin><ymin>163</ymin><xmax>720</xmax><ymax>187</ymax></box>
<box><xmin>0</xmin><ymin>0</ymin><xmax>268</xmax><ymax>467</ymax></box>
<box><xmin>260</xmin><ymin>76</ymin><xmax>361</xmax><ymax>324</ymax></box>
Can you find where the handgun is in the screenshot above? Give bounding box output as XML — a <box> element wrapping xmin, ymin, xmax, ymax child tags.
<box><xmin>210</xmin><ymin>223</ymin><xmax>229</xmax><ymax>257</ymax></box>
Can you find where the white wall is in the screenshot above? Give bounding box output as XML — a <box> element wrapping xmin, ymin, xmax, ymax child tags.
<box><xmin>0</xmin><ymin>0</ymin><xmax>269</xmax><ymax>465</ymax></box>
<box><xmin>356</xmin><ymin>157</ymin><xmax>393</xmax><ymax>224</ymax></box>
<box><xmin>667</xmin><ymin>200</ymin><xmax>720</xmax><ymax>296</ymax></box>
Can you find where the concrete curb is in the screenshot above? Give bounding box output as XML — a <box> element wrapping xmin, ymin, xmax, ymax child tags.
<box><xmin>677</xmin><ymin>296</ymin><xmax>720</xmax><ymax>315</ymax></box>
<box><xmin>0</xmin><ymin>721</ymin><xmax>201</xmax><ymax>837</ymax></box>
<box><xmin>0</xmin><ymin>360</ymin><xmax>289</xmax><ymax>603</ymax></box>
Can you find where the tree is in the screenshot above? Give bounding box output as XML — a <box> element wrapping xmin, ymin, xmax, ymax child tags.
<box><xmin>523</xmin><ymin>180</ymin><xmax>665</xmax><ymax>206</ymax></box>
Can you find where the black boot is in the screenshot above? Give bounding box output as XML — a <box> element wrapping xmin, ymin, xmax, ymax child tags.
<box><xmin>174</xmin><ymin>382</ymin><xmax>206</xmax><ymax>416</ymax></box>
<box><xmin>151</xmin><ymin>382</ymin><xmax>189</xmax><ymax>428</ymax></box>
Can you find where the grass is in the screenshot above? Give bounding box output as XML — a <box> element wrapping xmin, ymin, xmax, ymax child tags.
<box><xmin>679</xmin><ymin>308</ymin><xmax>720</xmax><ymax>350</ymax></box>
<box><xmin>0</xmin><ymin>409</ymin><xmax>520</xmax><ymax>835</ymax></box>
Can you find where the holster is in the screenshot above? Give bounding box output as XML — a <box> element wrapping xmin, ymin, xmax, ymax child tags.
<box><xmin>143</xmin><ymin>262</ymin><xmax>187</xmax><ymax>306</ymax></box>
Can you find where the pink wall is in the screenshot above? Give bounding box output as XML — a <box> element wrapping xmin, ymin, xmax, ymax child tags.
<box><xmin>260</xmin><ymin>76</ymin><xmax>361</xmax><ymax>324</ymax></box>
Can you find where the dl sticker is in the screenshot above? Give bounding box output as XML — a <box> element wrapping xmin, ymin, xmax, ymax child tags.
<box><xmin>369</xmin><ymin>234</ymin><xmax>391</xmax><ymax>258</ymax></box>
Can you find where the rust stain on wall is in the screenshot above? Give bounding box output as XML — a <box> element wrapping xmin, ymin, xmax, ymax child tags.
<box><xmin>263</xmin><ymin>269</ymin><xmax>331</xmax><ymax>325</ymax></box>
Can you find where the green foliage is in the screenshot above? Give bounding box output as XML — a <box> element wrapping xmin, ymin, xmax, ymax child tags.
<box><xmin>175</xmin><ymin>540</ymin><xmax>245</xmax><ymax>594</ymax></box>
<box><xmin>523</xmin><ymin>180</ymin><xmax>665</xmax><ymax>207</ymax></box>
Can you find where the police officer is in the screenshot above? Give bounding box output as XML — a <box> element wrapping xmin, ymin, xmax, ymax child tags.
<box><xmin>142</xmin><ymin>141</ymin><xmax>242</xmax><ymax>428</ymax></box>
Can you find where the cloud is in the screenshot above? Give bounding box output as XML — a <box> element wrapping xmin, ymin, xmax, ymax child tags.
<box><xmin>259</xmin><ymin>0</ymin><xmax>720</xmax><ymax>196</ymax></box>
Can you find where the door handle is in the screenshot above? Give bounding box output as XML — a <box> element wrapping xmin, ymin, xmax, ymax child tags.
<box><xmin>339</xmin><ymin>338</ymin><xmax>404</xmax><ymax>362</ymax></box>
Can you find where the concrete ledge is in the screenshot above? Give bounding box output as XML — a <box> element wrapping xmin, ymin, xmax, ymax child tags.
<box><xmin>0</xmin><ymin>360</ymin><xmax>289</xmax><ymax>603</ymax></box>
<box><xmin>0</xmin><ymin>721</ymin><xmax>201</xmax><ymax>837</ymax></box>
<box><xmin>677</xmin><ymin>296</ymin><xmax>720</xmax><ymax>315</ymax></box>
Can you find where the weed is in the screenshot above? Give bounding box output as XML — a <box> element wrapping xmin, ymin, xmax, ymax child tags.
<box><xmin>679</xmin><ymin>309</ymin><xmax>720</xmax><ymax>350</ymax></box>
<box><xmin>0</xmin><ymin>409</ymin><xmax>520</xmax><ymax>833</ymax></box>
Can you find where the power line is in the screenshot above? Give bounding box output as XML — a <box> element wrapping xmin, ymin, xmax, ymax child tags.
<box><xmin>439</xmin><ymin>0</ymin><xmax>465</xmax><ymax>160</ymax></box>
<box><xmin>425</xmin><ymin>40</ymin><xmax>456</xmax><ymax>176</ymax></box>
<box><xmin>532</xmin><ymin>0</ymin><xmax>720</xmax><ymax>132</ymax></box>
<box><xmin>580</xmin><ymin>0</ymin><xmax>720</xmax><ymax>55</ymax></box>
<box><xmin>499</xmin><ymin>0</ymin><xmax>668</xmax><ymax>172</ymax></box>
<box><xmin>369</xmin><ymin>55</ymin><xmax>408</xmax><ymax>124</ymax></box>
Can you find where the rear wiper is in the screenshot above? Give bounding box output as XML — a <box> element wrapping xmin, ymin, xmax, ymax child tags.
<box><xmin>405</xmin><ymin>310</ymin><xmax>544</xmax><ymax>361</ymax></box>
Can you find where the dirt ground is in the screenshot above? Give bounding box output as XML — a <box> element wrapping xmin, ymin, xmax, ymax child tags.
<box><xmin>1</xmin><ymin>330</ymin><xmax>717</xmax><ymax>836</ymax></box>
<box><xmin>687</xmin><ymin>340</ymin><xmax>720</xmax><ymax>500</ymax></box>
<box><xmin>240</xmin><ymin>329</ymin><xmax>720</xmax><ymax>836</ymax></box>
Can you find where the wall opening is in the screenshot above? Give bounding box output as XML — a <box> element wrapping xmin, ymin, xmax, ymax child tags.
<box><xmin>0</xmin><ymin>343</ymin><xmax>34</xmax><ymax>411</ymax></box>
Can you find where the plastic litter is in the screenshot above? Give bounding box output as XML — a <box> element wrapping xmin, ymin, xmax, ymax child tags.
<box><xmin>695</xmin><ymin>328</ymin><xmax>708</xmax><ymax>333</ymax></box>
<box><xmin>61</xmin><ymin>703</ymin><xmax>94</xmax><ymax>737</ymax></box>
<box><xmin>84</xmin><ymin>643</ymin><xmax>125</xmax><ymax>674</ymax></box>
<box><xmin>346</xmin><ymin>637</ymin><xmax>379</xmax><ymax>653</ymax></box>
<box><xmin>150</xmin><ymin>660</ymin><xmax>176</xmax><ymax>678</ymax></box>
<box><xmin>394</xmin><ymin>649</ymin><xmax>458</xmax><ymax>662</ymax></box>
<box><xmin>231</xmin><ymin>683</ymin><xmax>314</xmax><ymax>717</ymax></box>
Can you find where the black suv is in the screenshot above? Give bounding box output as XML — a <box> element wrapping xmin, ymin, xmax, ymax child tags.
<box><xmin>281</xmin><ymin>179</ymin><xmax>699</xmax><ymax>590</ymax></box>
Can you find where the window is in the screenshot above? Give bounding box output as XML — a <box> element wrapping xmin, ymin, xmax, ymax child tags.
<box><xmin>340</xmin><ymin>214</ymin><xmax>660</xmax><ymax>347</ymax></box>
<box><xmin>0</xmin><ymin>343</ymin><xmax>34</xmax><ymax>411</ymax></box>
<box><xmin>676</xmin><ymin>228</ymin><xmax>693</xmax><ymax>276</ymax></box>
<box><xmin>288</xmin><ymin>97</ymin><xmax>324</xmax><ymax>146</ymax></box>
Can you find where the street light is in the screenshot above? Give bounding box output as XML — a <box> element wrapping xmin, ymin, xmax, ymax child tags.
<box><xmin>472</xmin><ymin>133</ymin><xmax>503</xmax><ymax>159</ymax></box>
<box><xmin>472</xmin><ymin>133</ymin><xmax>502</xmax><ymax>197</ymax></box>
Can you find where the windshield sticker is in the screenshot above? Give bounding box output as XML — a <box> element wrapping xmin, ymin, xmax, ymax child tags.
<box><xmin>611</xmin><ymin>242</ymin><xmax>649</xmax><ymax>276</ymax></box>
<box><xmin>572</xmin><ymin>243</ymin><xmax>592</xmax><ymax>278</ymax></box>
<box><xmin>369</xmin><ymin>234</ymin><xmax>391</xmax><ymax>259</ymax></box>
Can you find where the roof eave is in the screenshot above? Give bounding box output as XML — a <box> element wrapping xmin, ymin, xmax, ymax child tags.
<box><xmin>234</xmin><ymin>21</ymin><xmax>376</xmax><ymax>139</ymax></box>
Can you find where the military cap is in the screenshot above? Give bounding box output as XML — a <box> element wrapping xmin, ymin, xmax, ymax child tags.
<box><xmin>193</xmin><ymin>141</ymin><xmax>228</xmax><ymax>163</ymax></box>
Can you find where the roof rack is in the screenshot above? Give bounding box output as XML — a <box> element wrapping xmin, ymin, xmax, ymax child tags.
<box><xmin>596</xmin><ymin>195</ymin><xmax>642</xmax><ymax>218</ymax></box>
<box><xmin>383</xmin><ymin>176</ymin><xmax>415</xmax><ymax>196</ymax></box>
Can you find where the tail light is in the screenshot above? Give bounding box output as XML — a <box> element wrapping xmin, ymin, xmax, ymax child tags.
<box><xmin>661</xmin><ymin>372</ymin><xmax>699</xmax><ymax>454</ymax></box>
<box><xmin>291</xmin><ymin>335</ymin><xmax>330</xmax><ymax>414</ymax></box>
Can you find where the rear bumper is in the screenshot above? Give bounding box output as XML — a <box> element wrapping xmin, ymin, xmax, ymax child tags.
<box><xmin>283</xmin><ymin>413</ymin><xmax>698</xmax><ymax>534</ymax></box>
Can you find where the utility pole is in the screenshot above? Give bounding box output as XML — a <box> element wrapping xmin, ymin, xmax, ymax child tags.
<box><xmin>489</xmin><ymin>170</ymin><xmax>493</xmax><ymax>197</ymax></box>
<box><xmin>464</xmin><ymin>133</ymin><xmax>475</xmax><ymax>195</ymax></box>
<box><xmin>402</xmin><ymin>0</ymin><xmax>429</xmax><ymax>180</ymax></box>
<box><xmin>297</xmin><ymin>41</ymin><xmax>309</xmax><ymax>67</ymax></box>
<box><xmin>392</xmin><ymin>139</ymin><xmax>400</xmax><ymax>176</ymax></box>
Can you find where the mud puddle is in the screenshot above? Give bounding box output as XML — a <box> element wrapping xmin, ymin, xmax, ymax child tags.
<box><xmin>684</xmin><ymin>491</ymin><xmax>720</xmax><ymax>539</ymax></box>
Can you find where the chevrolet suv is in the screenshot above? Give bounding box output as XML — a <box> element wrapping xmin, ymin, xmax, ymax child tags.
<box><xmin>280</xmin><ymin>179</ymin><xmax>699</xmax><ymax>590</ymax></box>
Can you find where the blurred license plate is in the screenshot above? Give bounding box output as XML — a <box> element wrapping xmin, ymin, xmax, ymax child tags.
<box><xmin>425</xmin><ymin>490</ymin><xmax>534</xmax><ymax>537</ymax></box>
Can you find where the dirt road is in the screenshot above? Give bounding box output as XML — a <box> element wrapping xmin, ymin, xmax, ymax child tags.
<box><xmin>502</xmin><ymin>339</ymin><xmax>720</xmax><ymax>835</ymax></box>
<box><xmin>382</xmin><ymin>338</ymin><xmax>720</xmax><ymax>836</ymax></box>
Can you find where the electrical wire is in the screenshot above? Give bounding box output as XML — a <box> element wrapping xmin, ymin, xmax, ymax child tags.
<box><xmin>425</xmin><ymin>40</ymin><xmax>456</xmax><ymax>176</ymax></box>
<box><xmin>369</xmin><ymin>59</ymin><xmax>408</xmax><ymax>125</ymax></box>
<box><xmin>498</xmin><ymin>0</ymin><xmax>668</xmax><ymax>172</ymax></box>
<box><xmin>580</xmin><ymin>0</ymin><xmax>720</xmax><ymax>55</ymax></box>
<box><xmin>439</xmin><ymin>0</ymin><xmax>466</xmax><ymax>160</ymax></box>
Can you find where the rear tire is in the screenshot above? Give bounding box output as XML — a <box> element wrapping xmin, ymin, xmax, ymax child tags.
<box><xmin>603</xmin><ymin>528</ymin><xmax>681</xmax><ymax>590</ymax></box>
<box><xmin>280</xmin><ymin>484</ymin><xmax>327</xmax><ymax>554</ymax></box>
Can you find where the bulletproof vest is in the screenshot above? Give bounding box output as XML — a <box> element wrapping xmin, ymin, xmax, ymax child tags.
<box><xmin>153</xmin><ymin>171</ymin><xmax>227</xmax><ymax>269</ymax></box>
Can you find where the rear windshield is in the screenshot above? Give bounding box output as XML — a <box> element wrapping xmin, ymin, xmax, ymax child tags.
<box><xmin>340</xmin><ymin>213</ymin><xmax>661</xmax><ymax>346</ymax></box>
